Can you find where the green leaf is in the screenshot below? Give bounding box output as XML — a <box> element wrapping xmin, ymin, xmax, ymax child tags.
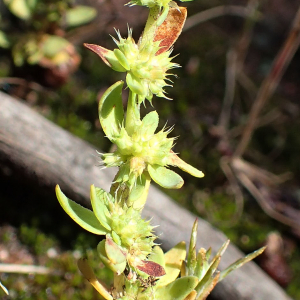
<box><xmin>196</xmin><ymin>272</ymin><xmax>220</xmax><ymax>300</ymax></box>
<box><xmin>98</xmin><ymin>240</ymin><xmax>126</xmax><ymax>274</ymax></box>
<box><xmin>140</xmin><ymin>111</ymin><xmax>159</xmax><ymax>137</ymax></box>
<box><xmin>126</xmin><ymin>73</ymin><xmax>145</xmax><ymax>95</ymax></box>
<box><xmin>157</xmin><ymin>241</ymin><xmax>186</xmax><ymax>287</ymax></box>
<box><xmin>129</xmin><ymin>173</ymin><xmax>151</xmax><ymax>209</ymax></box>
<box><xmin>187</xmin><ymin>219</ymin><xmax>198</xmax><ymax>275</ymax></box>
<box><xmin>65</xmin><ymin>6</ymin><xmax>97</xmax><ymax>27</ymax></box>
<box><xmin>105</xmin><ymin>236</ymin><xmax>127</xmax><ymax>265</ymax></box>
<box><xmin>55</xmin><ymin>185</ymin><xmax>108</xmax><ymax>235</ymax></box>
<box><xmin>99</xmin><ymin>81</ymin><xmax>124</xmax><ymax>140</ymax></box>
<box><xmin>148</xmin><ymin>165</ymin><xmax>184</xmax><ymax>189</ymax></box>
<box><xmin>90</xmin><ymin>185</ymin><xmax>112</xmax><ymax>231</ymax></box>
<box><xmin>4</xmin><ymin>0</ymin><xmax>33</xmax><ymax>20</ymax></box>
<box><xmin>156</xmin><ymin>276</ymin><xmax>198</xmax><ymax>300</ymax></box>
<box><xmin>114</xmin><ymin>49</ymin><xmax>130</xmax><ymax>71</ymax></box>
<box><xmin>167</xmin><ymin>152</ymin><xmax>204</xmax><ymax>178</ymax></box>
<box><xmin>147</xmin><ymin>246</ymin><xmax>165</xmax><ymax>268</ymax></box>
<box><xmin>194</xmin><ymin>256</ymin><xmax>221</xmax><ymax>295</ymax></box>
<box><xmin>42</xmin><ymin>35</ymin><xmax>69</xmax><ymax>58</ymax></box>
<box><xmin>219</xmin><ymin>246</ymin><xmax>266</xmax><ymax>281</ymax></box>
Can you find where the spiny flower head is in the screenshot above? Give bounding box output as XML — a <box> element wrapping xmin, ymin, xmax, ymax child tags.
<box><xmin>56</xmin><ymin>184</ymin><xmax>159</xmax><ymax>275</ymax></box>
<box><xmin>98</xmin><ymin>81</ymin><xmax>204</xmax><ymax>193</ymax></box>
<box><xmin>85</xmin><ymin>29</ymin><xmax>179</xmax><ymax>104</ymax></box>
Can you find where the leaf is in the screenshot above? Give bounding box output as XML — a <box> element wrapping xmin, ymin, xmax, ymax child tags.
<box><xmin>136</xmin><ymin>260</ymin><xmax>166</xmax><ymax>277</ymax></box>
<box><xmin>157</xmin><ymin>241</ymin><xmax>186</xmax><ymax>287</ymax></box>
<box><xmin>196</xmin><ymin>272</ymin><xmax>220</xmax><ymax>300</ymax></box>
<box><xmin>184</xmin><ymin>290</ymin><xmax>197</xmax><ymax>300</ymax></box>
<box><xmin>65</xmin><ymin>6</ymin><xmax>97</xmax><ymax>27</ymax></box>
<box><xmin>97</xmin><ymin>240</ymin><xmax>127</xmax><ymax>274</ymax></box>
<box><xmin>42</xmin><ymin>35</ymin><xmax>69</xmax><ymax>58</ymax></box>
<box><xmin>84</xmin><ymin>43</ymin><xmax>127</xmax><ymax>72</ymax></box>
<box><xmin>4</xmin><ymin>0</ymin><xmax>32</xmax><ymax>20</ymax></box>
<box><xmin>167</xmin><ymin>151</ymin><xmax>204</xmax><ymax>178</ymax></box>
<box><xmin>156</xmin><ymin>276</ymin><xmax>198</xmax><ymax>300</ymax></box>
<box><xmin>154</xmin><ymin>7</ymin><xmax>187</xmax><ymax>55</ymax></box>
<box><xmin>129</xmin><ymin>173</ymin><xmax>151</xmax><ymax>209</ymax></box>
<box><xmin>147</xmin><ymin>246</ymin><xmax>165</xmax><ymax>269</ymax></box>
<box><xmin>194</xmin><ymin>257</ymin><xmax>221</xmax><ymax>295</ymax></box>
<box><xmin>148</xmin><ymin>164</ymin><xmax>184</xmax><ymax>189</ymax></box>
<box><xmin>77</xmin><ymin>257</ymin><xmax>113</xmax><ymax>300</ymax></box>
<box><xmin>187</xmin><ymin>219</ymin><xmax>198</xmax><ymax>275</ymax></box>
<box><xmin>140</xmin><ymin>111</ymin><xmax>159</xmax><ymax>137</ymax></box>
<box><xmin>219</xmin><ymin>246</ymin><xmax>266</xmax><ymax>282</ymax></box>
<box><xmin>105</xmin><ymin>236</ymin><xmax>127</xmax><ymax>265</ymax></box>
<box><xmin>99</xmin><ymin>81</ymin><xmax>124</xmax><ymax>139</ymax></box>
<box><xmin>55</xmin><ymin>185</ymin><xmax>108</xmax><ymax>235</ymax></box>
<box><xmin>90</xmin><ymin>185</ymin><xmax>112</xmax><ymax>231</ymax></box>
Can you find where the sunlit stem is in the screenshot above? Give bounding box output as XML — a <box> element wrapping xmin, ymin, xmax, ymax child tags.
<box><xmin>125</xmin><ymin>90</ymin><xmax>140</xmax><ymax>136</ymax></box>
<box><xmin>77</xmin><ymin>258</ymin><xmax>113</xmax><ymax>300</ymax></box>
<box><xmin>139</xmin><ymin>6</ymin><xmax>160</xmax><ymax>49</ymax></box>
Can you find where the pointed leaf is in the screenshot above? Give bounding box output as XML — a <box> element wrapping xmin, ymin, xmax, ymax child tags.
<box><xmin>194</xmin><ymin>248</ymin><xmax>208</xmax><ymax>281</ymax></box>
<box><xmin>187</xmin><ymin>219</ymin><xmax>198</xmax><ymax>275</ymax></box>
<box><xmin>148</xmin><ymin>164</ymin><xmax>184</xmax><ymax>189</ymax></box>
<box><xmin>99</xmin><ymin>81</ymin><xmax>124</xmax><ymax>139</ymax></box>
<box><xmin>167</xmin><ymin>151</ymin><xmax>204</xmax><ymax>178</ymax></box>
<box><xmin>196</xmin><ymin>272</ymin><xmax>220</xmax><ymax>300</ymax></box>
<box><xmin>156</xmin><ymin>276</ymin><xmax>198</xmax><ymax>300</ymax></box>
<box><xmin>194</xmin><ymin>257</ymin><xmax>221</xmax><ymax>295</ymax></box>
<box><xmin>84</xmin><ymin>43</ymin><xmax>126</xmax><ymax>72</ymax></box>
<box><xmin>77</xmin><ymin>257</ymin><xmax>113</xmax><ymax>300</ymax></box>
<box><xmin>219</xmin><ymin>247</ymin><xmax>266</xmax><ymax>282</ymax></box>
<box><xmin>90</xmin><ymin>185</ymin><xmax>112</xmax><ymax>231</ymax></box>
<box><xmin>158</xmin><ymin>241</ymin><xmax>186</xmax><ymax>287</ymax></box>
<box><xmin>55</xmin><ymin>185</ymin><xmax>108</xmax><ymax>235</ymax></box>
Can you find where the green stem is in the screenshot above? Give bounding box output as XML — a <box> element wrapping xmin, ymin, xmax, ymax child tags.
<box><xmin>125</xmin><ymin>90</ymin><xmax>140</xmax><ymax>135</ymax></box>
<box><xmin>139</xmin><ymin>6</ymin><xmax>161</xmax><ymax>49</ymax></box>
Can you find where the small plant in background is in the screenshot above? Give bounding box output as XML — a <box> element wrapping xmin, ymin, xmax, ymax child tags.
<box><xmin>0</xmin><ymin>0</ymin><xmax>97</xmax><ymax>86</ymax></box>
<box><xmin>14</xmin><ymin>1</ymin><xmax>264</xmax><ymax>299</ymax></box>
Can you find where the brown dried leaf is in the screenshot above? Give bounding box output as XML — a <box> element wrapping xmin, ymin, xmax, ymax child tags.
<box><xmin>137</xmin><ymin>260</ymin><xmax>166</xmax><ymax>277</ymax></box>
<box><xmin>154</xmin><ymin>7</ymin><xmax>187</xmax><ymax>55</ymax></box>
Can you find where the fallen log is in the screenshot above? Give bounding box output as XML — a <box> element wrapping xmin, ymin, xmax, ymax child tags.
<box><xmin>0</xmin><ymin>91</ymin><xmax>291</xmax><ymax>300</ymax></box>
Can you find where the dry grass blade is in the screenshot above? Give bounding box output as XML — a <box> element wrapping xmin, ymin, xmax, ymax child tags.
<box><xmin>234</xmin><ymin>4</ymin><xmax>300</xmax><ymax>157</ymax></box>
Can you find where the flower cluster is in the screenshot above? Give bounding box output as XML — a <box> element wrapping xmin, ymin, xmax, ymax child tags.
<box><xmin>85</xmin><ymin>28</ymin><xmax>179</xmax><ymax>104</ymax></box>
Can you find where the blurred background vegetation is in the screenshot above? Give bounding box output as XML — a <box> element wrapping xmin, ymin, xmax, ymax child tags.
<box><xmin>1</xmin><ymin>0</ymin><xmax>300</xmax><ymax>299</ymax></box>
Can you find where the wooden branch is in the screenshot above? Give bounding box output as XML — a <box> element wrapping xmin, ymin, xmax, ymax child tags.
<box><xmin>0</xmin><ymin>92</ymin><xmax>291</xmax><ymax>300</ymax></box>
